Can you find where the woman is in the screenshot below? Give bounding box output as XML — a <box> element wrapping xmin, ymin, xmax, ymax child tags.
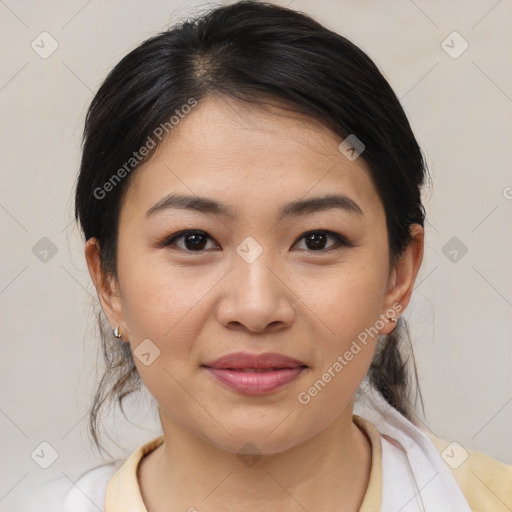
<box><xmin>42</xmin><ymin>1</ymin><xmax>511</xmax><ymax>510</ymax></box>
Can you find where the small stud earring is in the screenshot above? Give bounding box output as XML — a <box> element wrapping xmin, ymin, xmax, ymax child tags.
<box><xmin>388</xmin><ymin>317</ymin><xmax>398</xmax><ymax>323</ymax></box>
<box><xmin>113</xmin><ymin>326</ymin><xmax>122</xmax><ymax>338</ymax></box>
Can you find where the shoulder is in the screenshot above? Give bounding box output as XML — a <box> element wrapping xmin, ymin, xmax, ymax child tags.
<box><xmin>426</xmin><ymin>432</ymin><xmax>512</xmax><ymax>512</ymax></box>
<box><xmin>28</xmin><ymin>461</ymin><xmax>122</xmax><ymax>512</ymax></box>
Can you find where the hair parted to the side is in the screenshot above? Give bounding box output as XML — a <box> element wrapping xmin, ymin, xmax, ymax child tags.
<box><xmin>75</xmin><ymin>0</ymin><xmax>428</xmax><ymax>455</ymax></box>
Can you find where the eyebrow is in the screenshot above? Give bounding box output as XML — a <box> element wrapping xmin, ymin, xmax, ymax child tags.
<box><xmin>145</xmin><ymin>192</ymin><xmax>363</xmax><ymax>220</ymax></box>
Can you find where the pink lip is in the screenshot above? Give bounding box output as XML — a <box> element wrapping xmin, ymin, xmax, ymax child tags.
<box><xmin>202</xmin><ymin>352</ymin><xmax>307</xmax><ymax>395</ymax></box>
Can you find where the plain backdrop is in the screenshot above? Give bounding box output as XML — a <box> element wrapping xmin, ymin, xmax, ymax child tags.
<box><xmin>1</xmin><ymin>0</ymin><xmax>511</xmax><ymax>509</ymax></box>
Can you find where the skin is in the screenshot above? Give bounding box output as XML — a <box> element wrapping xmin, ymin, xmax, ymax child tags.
<box><xmin>85</xmin><ymin>95</ymin><xmax>424</xmax><ymax>512</ymax></box>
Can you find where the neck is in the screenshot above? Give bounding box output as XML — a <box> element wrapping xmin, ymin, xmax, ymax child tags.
<box><xmin>139</xmin><ymin>405</ymin><xmax>372</xmax><ymax>512</ymax></box>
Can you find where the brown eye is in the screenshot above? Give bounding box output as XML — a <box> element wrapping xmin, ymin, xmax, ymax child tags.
<box><xmin>294</xmin><ymin>231</ymin><xmax>350</xmax><ymax>252</ymax></box>
<box><xmin>160</xmin><ymin>229</ymin><xmax>351</xmax><ymax>253</ymax></box>
<box><xmin>162</xmin><ymin>230</ymin><xmax>218</xmax><ymax>251</ymax></box>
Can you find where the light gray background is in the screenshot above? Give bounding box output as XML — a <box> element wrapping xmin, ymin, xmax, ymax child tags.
<box><xmin>1</xmin><ymin>0</ymin><xmax>511</xmax><ymax>509</ymax></box>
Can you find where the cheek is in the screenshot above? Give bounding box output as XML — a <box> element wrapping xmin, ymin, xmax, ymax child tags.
<box><xmin>312</xmin><ymin>259</ymin><xmax>388</xmax><ymax>340</ymax></box>
<box><xmin>117</xmin><ymin>243</ymin><xmax>210</xmax><ymax>340</ymax></box>
<box><xmin>304</xmin><ymin>252</ymin><xmax>389</xmax><ymax>385</ymax></box>
<box><xmin>118</xmin><ymin>267</ymin><xmax>211</xmax><ymax>406</ymax></box>
<box><xmin>294</xmin><ymin>268</ymin><xmax>386</xmax><ymax>426</ymax></box>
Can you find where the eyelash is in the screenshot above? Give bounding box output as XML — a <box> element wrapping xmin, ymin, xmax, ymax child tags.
<box><xmin>159</xmin><ymin>229</ymin><xmax>353</xmax><ymax>253</ymax></box>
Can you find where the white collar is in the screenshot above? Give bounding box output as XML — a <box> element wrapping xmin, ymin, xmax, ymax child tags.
<box><xmin>354</xmin><ymin>379</ymin><xmax>472</xmax><ymax>511</ymax></box>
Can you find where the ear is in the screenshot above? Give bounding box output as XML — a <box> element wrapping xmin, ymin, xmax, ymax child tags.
<box><xmin>85</xmin><ymin>238</ymin><xmax>128</xmax><ymax>340</ymax></box>
<box><xmin>379</xmin><ymin>223</ymin><xmax>424</xmax><ymax>335</ymax></box>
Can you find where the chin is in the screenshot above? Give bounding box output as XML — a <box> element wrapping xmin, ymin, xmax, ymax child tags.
<box><xmin>210</xmin><ymin>433</ymin><xmax>301</xmax><ymax>457</ymax></box>
<box><xmin>198</xmin><ymin>416</ymin><xmax>313</xmax><ymax>457</ymax></box>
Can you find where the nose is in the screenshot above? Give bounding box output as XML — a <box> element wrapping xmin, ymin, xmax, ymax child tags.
<box><xmin>215</xmin><ymin>251</ymin><xmax>296</xmax><ymax>334</ymax></box>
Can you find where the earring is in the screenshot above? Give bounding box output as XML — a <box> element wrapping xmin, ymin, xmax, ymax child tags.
<box><xmin>388</xmin><ymin>317</ymin><xmax>398</xmax><ymax>323</ymax></box>
<box><xmin>113</xmin><ymin>326</ymin><xmax>122</xmax><ymax>338</ymax></box>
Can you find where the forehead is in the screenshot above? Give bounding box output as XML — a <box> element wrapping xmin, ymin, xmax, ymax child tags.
<box><xmin>120</xmin><ymin>95</ymin><xmax>383</xmax><ymax>222</ymax></box>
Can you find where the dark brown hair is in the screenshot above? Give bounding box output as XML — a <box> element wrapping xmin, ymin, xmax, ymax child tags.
<box><xmin>75</xmin><ymin>0</ymin><xmax>427</xmax><ymax>454</ymax></box>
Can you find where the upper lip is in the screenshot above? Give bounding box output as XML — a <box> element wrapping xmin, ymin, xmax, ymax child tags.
<box><xmin>202</xmin><ymin>352</ymin><xmax>307</xmax><ymax>370</ymax></box>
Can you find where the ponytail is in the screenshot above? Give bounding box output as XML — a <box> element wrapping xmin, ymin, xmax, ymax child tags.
<box><xmin>368</xmin><ymin>318</ymin><xmax>424</xmax><ymax>422</ymax></box>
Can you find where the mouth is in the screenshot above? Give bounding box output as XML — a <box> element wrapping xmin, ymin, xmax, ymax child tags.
<box><xmin>218</xmin><ymin>367</ymin><xmax>302</xmax><ymax>372</ymax></box>
<box><xmin>201</xmin><ymin>352</ymin><xmax>308</xmax><ymax>395</ymax></box>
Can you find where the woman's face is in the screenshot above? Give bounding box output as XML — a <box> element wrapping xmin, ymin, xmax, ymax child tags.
<box><xmin>89</xmin><ymin>95</ymin><xmax>422</xmax><ymax>455</ymax></box>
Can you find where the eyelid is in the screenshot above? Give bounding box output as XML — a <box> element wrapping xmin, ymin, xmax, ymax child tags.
<box><xmin>293</xmin><ymin>230</ymin><xmax>353</xmax><ymax>251</ymax></box>
<box><xmin>156</xmin><ymin>229</ymin><xmax>219</xmax><ymax>250</ymax></box>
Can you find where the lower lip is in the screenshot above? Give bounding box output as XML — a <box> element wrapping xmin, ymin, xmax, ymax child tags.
<box><xmin>204</xmin><ymin>367</ymin><xmax>305</xmax><ymax>395</ymax></box>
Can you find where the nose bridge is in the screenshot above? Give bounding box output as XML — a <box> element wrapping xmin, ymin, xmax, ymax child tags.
<box><xmin>217</xmin><ymin>235</ymin><xmax>294</xmax><ymax>331</ymax></box>
<box><xmin>233</xmin><ymin>235</ymin><xmax>280</xmax><ymax>301</ymax></box>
